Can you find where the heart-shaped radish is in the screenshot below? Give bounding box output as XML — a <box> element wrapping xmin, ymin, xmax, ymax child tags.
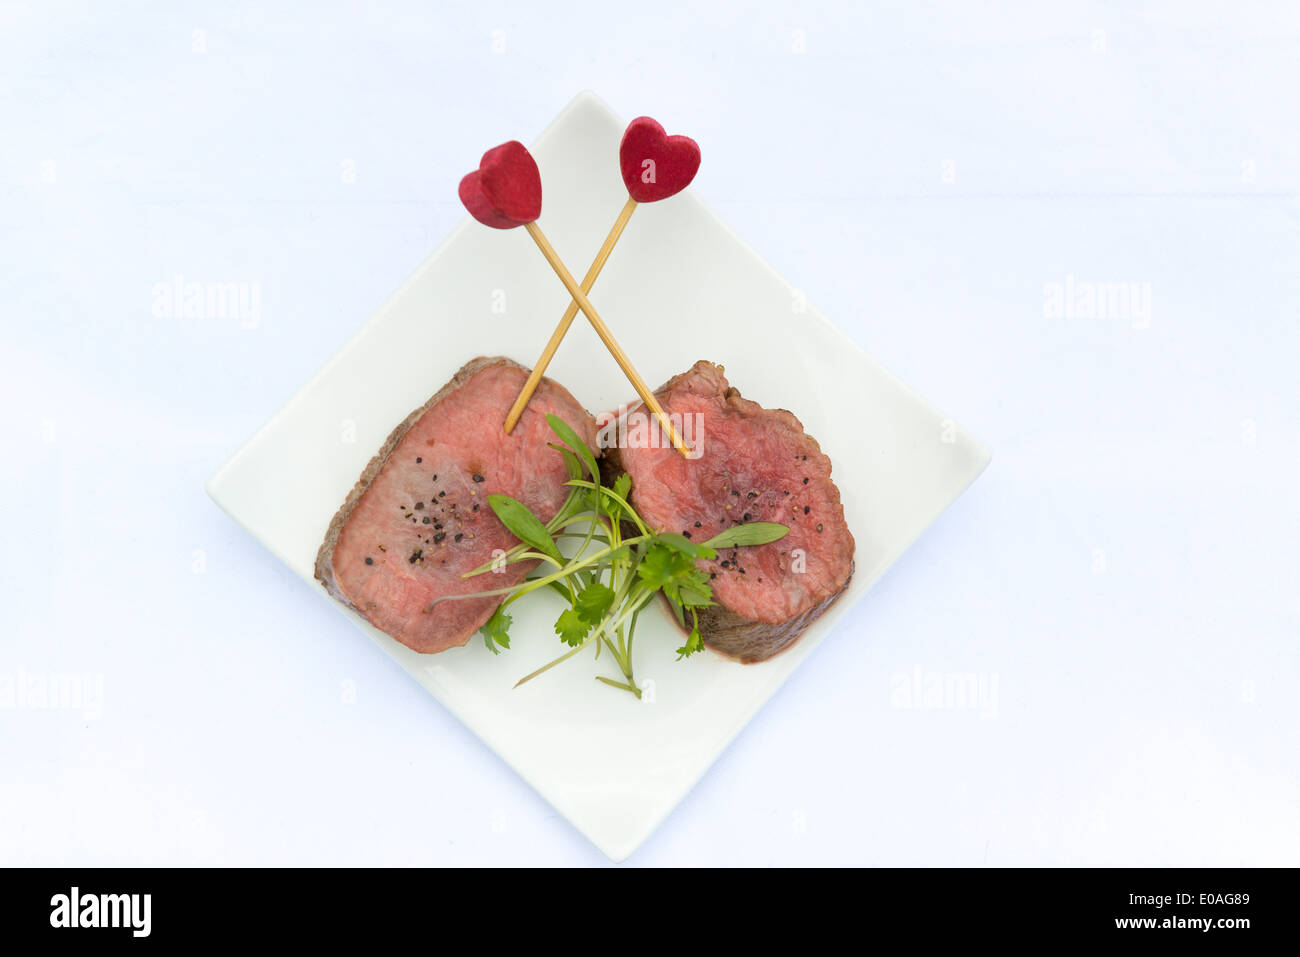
<box><xmin>619</xmin><ymin>117</ymin><xmax>701</xmax><ymax>203</ymax></box>
<box><xmin>458</xmin><ymin>140</ymin><xmax>542</xmax><ymax>228</ymax></box>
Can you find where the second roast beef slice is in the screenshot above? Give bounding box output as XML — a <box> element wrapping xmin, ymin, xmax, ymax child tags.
<box><xmin>603</xmin><ymin>360</ymin><xmax>855</xmax><ymax>663</ymax></box>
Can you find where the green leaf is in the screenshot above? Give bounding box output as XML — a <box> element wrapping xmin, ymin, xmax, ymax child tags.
<box><xmin>676</xmin><ymin>618</ymin><xmax>704</xmax><ymax>660</ymax></box>
<box><xmin>665</xmin><ymin>569</ymin><xmax>713</xmax><ymax>611</ymax></box>
<box><xmin>669</xmin><ymin>597</ymin><xmax>686</xmax><ymax>628</ymax></box>
<box><xmin>602</xmin><ymin>473</ymin><xmax>633</xmax><ymax>521</ymax></box>
<box><xmin>604</xmin><ymin>543</ymin><xmax>633</xmax><ymax>564</ymax></box>
<box><xmin>701</xmin><ymin>522</ymin><xmax>790</xmax><ymax>550</ymax></box>
<box><xmin>555</xmin><ymin>607</ymin><xmax>590</xmax><ymax>647</ymax></box>
<box><xmin>634</xmin><ymin>543</ymin><xmax>715</xmax><ymax>612</ymax></box>
<box><xmin>575</xmin><ymin>582</ymin><xmax>616</xmax><ymax>624</ymax></box>
<box><xmin>612</xmin><ymin>472</ymin><xmax>632</xmax><ymax>502</ymax></box>
<box><xmin>547</xmin><ymin>443</ymin><xmax>583</xmax><ymax>481</ymax></box>
<box><xmin>655</xmin><ymin>531</ymin><xmax>716</xmax><ymax>561</ymax></box>
<box><xmin>635</xmin><ymin>543</ymin><xmax>697</xmax><ymax>594</ymax></box>
<box><xmin>487</xmin><ymin>494</ymin><xmax>563</xmax><ymax>564</ymax></box>
<box><xmin>546</xmin><ymin>414</ymin><xmax>599</xmax><ymax>483</ymax></box>
<box><xmin>569</xmin><ymin>478</ymin><xmax>641</xmax><ymax>531</ymax></box>
<box><xmin>481</xmin><ymin>606</ymin><xmax>512</xmax><ymax>655</ymax></box>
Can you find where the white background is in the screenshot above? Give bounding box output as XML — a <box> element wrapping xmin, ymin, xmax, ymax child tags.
<box><xmin>3</xmin><ymin>1</ymin><xmax>1297</xmax><ymax>866</ymax></box>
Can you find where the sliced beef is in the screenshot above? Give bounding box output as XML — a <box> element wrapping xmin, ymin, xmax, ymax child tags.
<box><xmin>315</xmin><ymin>356</ymin><xmax>597</xmax><ymax>654</ymax></box>
<box><xmin>602</xmin><ymin>361</ymin><xmax>854</xmax><ymax>663</ymax></box>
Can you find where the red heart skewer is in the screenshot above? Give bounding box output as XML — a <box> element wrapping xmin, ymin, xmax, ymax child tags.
<box><xmin>459</xmin><ymin>137</ymin><xmax>690</xmax><ymax>458</ymax></box>
<box><xmin>619</xmin><ymin>116</ymin><xmax>702</xmax><ymax>203</ymax></box>
<box><xmin>458</xmin><ymin>141</ymin><xmax>542</xmax><ymax>228</ymax></box>
<box><xmin>503</xmin><ymin>117</ymin><xmax>701</xmax><ymax>437</ymax></box>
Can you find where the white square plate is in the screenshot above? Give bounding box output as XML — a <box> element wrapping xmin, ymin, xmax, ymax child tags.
<box><xmin>206</xmin><ymin>92</ymin><xmax>990</xmax><ymax>862</ymax></box>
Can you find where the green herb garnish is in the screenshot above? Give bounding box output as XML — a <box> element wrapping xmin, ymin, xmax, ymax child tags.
<box><xmin>442</xmin><ymin>414</ymin><xmax>788</xmax><ymax>697</ymax></box>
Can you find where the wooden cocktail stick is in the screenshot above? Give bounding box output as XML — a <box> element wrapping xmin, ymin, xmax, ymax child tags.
<box><xmin>504</xmin><ymin>196</ymin><xmax>638</xmax><ymax>433</ymax></box>
<box><xmin>458</xmin><ymin>133</ymin><xmax>696</xmax><ymax>457</ymax></box>
<box><xmin>503</xmin><ymin>117</ymin><xmax>700</xmax><ymax>438</ymax></box>
<box><xmin>522</xmin><ymin>219</ymin><xmax>688</xmax><ymax>456</ymax></box>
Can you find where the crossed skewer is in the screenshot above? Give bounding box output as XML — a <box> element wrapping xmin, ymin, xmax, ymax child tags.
<box><xmin>457</xmin><ymin>117</ymin><xmax>701</xmax><ymax>457</ymax></box>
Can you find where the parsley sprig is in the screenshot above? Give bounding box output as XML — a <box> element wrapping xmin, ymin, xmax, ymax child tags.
<box><xmin>443</xmin><ymin>415</ymin><xmax>788</xmax><ymax>698</ymax></box>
